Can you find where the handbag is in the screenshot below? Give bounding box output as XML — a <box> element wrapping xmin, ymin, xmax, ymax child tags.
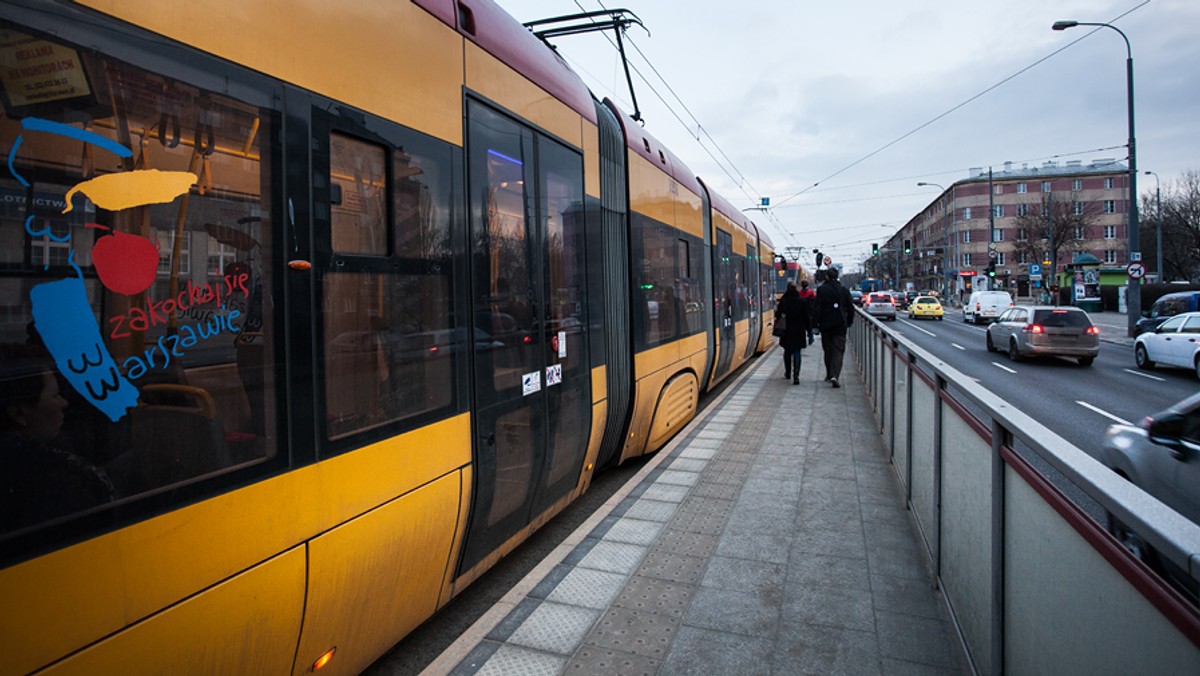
<box><xmin>772</xmin><ymin>314</ymin><xmax>787</xmax><ymax>337</ymax></box>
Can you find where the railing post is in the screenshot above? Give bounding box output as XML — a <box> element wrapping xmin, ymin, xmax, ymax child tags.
<box><xmin>933</xmin><ymin>374</ymin><xmax>944</xmax><ymax>588</ymax></box>
<box><xmin>990</xmin><ymin>419</ymin><xmax>1006</xmax><ymax>676</ymax></box>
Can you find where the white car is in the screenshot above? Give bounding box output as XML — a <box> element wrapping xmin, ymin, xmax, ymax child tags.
<box><xmin>963</xmin><ymin>290</ymin><xmax>1013</xmax><ymax>325</ymax></box>
<box><xmin>1133</xmin><ymin>311</ymin><xmax>1200</xmax><ymax>379</ymax></box>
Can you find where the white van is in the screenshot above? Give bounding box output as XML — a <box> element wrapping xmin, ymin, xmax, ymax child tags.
<box><xmin>963</xmin><ymin>290</ymin><xmax>1013</xmax><ymax>324</ymax></box>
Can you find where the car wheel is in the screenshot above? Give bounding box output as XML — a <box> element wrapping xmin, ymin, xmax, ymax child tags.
<box><xmin>937</xmin><ymin>315</ymin><xmax>943</xmax><ymax>321</ymax></box>
<box><xmin>1134</xmin><ymin>344</ymin><xmax>1154</xmax><ymax>369</ymax></box>
<box><xmin>1108</xmin><ymin>506</ymin><xmax>1200</xmax><ymax>603</ymax></box>
<box><xmin>1079</xmin><ymin>356</ymin><xmax>1094</xmax><ymax>367</ymax></box>
<box><xmin>985</xmin><ymin>332</ymin><xmax>996</xmax><ymax>353</ymax></box>
<box><xmin>1107</xmin><ymin>510</ymin><xmax>1154</xmax><ymax>564</ymax></box>
<box><xmin>1008</xmin><ymin>339</ymin><xmax>1021</xmax><ymax>362</ymax></box>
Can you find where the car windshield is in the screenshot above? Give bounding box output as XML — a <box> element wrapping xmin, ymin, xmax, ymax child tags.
<box><xmin>915</xmin><ymin>296</ymin><xmax>936</xmax><ymax>304</ymax></box>
<box><xmin>1032</xmin><ymin>309</ymin><xmax>1091</xmax><ymax>327</ymax></box>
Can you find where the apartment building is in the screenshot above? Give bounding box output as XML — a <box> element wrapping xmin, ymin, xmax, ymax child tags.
<box><xmin>887</xmin><ymin>159</ymin><xmax>1129</xmax><ymax>301</ymax></box>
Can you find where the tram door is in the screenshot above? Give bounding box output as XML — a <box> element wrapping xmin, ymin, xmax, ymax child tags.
<box><xmin>713</xmin><ymin>229</ymin><xmax>735</xmax><ymax>380</ymax></box>
<box><xmin>459</xmin><ymin>102</ymin><xmax>590</xmax><ymax>572</ymax></box>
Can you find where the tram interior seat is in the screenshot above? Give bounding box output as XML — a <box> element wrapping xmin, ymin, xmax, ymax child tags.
<box><xmin>126</xmin><ymin>384</ymin><xmax>231</xmax><ymax>492</ymax></box>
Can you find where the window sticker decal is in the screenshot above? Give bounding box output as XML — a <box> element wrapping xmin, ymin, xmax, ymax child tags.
<box><xmin>8</xmin><ymin>117</ymin><xmax>206</xmax><ymax>422</ymax></box>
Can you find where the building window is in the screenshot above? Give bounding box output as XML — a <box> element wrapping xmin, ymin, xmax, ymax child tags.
<box><xmin>156</xmin><ymin>229</ymin><xmax>191</xmax><ymax>276</ymax></box>
<box><xmin>1072</xmin><ymin>179</ymin><xmax>1082</xmax><ymax>190</ymax></box>
<box><xmin>1104</xmin><ymin>200</ymin><xmax>1116</xmax><ymax>214</ymax></box>
<box><xmin>1017</xmin><ymin>203</ymin><xmax>1028</xmax><ymax>217</ymax></box>
<box><xmin>994</xmin><ymin>185</ymin><xmax>1003</xmax><ymax>195</ymax></box>
<box><xmin>993</xmin><ymin>228</ymin><xmax>1004</xmax><ymax>242</ymax></box>
<box><xmin>997</xmin><ymin>252</ymin><xmax>1006</xmax><ymax>265</ymax></box>
<box><xmin>962</xmin><ymin>230</ymin><xmax>971</xmax><ymax>243</ymax></box>
<box><xmin>29</xmin><ymin>222</ymin><xmax>73</xmax><ymax>268</ymax></box>
<box><xmin>1017</xmin><ymin>182</ymin><xmax>1027</xmax><ymax>193</ymax></box>
<box><xmin>1105</xmin><ymin>177</ymin><xmax>1114</xmax><ymax>189</ymax></box>
<box><xmin>1018</xmin><ymin>251</ymin><xmax>1029</xmax><ymax>264</ymax></box>
<box><xmin>992</xmin><ymin>205</ymin><xmax>1003</xmax><ymax>219</ymax></box>
<box><xmin>1042</xmin><ymin>181</ymin><xmax>1052</xmax><ymax>192</ymax></box>
<box><xmin>963</xmin><ymin>207</ymin><xmax>972</xmax><ymax>220</ymax></box>
<box><xmin>1074</xmin><ymin>226</ymin><xmax>1085</xmax><ymax>239</ymax></box>
<box><xmin>1073</xmin><ymin>201</ymin><xmax>1084</xmax><ymax>216</ymax></box>
<box><xmin>1105</xmin><ymin>250</ymin><xmax>1117</xmax><ymax>264</ymax></box>
<box><xmin>963</xmin><ymin>253</ymin><xmax>972</xmax><ymax>266</ymax></box>
<box><xmin>1041</xmin><ymin>203</ymin><xmax>1050</xmax><ymax>218</ymax></box>
<box><xmin>1104</xmin><ymin>225</ymin><xmax>1116</xmax><ymax>239</ymax></box>
<box><xmin>207</xmin><ymin>241</ymin><xmax>238</xmax><ymax>276</ymax></box>
<box><xmin>1018</xmin><ymin>227</ymin><xmax>1027</xmax><ymax>241</ymax></box>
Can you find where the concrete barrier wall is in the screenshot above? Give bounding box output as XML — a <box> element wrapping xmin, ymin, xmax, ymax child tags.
<box><xmin>850</xmin><ymin>313</ymin><xmax>1200</xmax><ymax>675</ymax></box>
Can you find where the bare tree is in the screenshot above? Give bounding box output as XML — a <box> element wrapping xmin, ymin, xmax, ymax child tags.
<box><xmin>1142</xmin><ymin>170</ymin><xmax>1200</xmax><ymax>282</ymax></box>
<box><xmin>1012</xmin><ymin>194</ymin><xmax>1099</xmax><ymax>276</ymax></box>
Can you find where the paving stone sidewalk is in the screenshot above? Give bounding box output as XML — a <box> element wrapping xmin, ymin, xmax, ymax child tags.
<box><xmin>431</xmin><ymin>344</ymin><xmax>969</xmax><ymax>675</ymax></box>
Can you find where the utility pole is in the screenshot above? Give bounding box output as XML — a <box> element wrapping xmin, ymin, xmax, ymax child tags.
<box><xmin>987</xmin><ymin>168</ymin><xmax>996</xmax><ymax>290</ymax></box>
<box><xmin>1048</xmin><ymin>192</ymin><xmax>1056</xmax><ymax>306</ymax></box>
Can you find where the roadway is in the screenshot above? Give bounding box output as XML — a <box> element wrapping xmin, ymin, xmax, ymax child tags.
<box><xmin>877</xmin><ymin>307</ymin><xmax>1197</xmax><ymax>461</ymax></box>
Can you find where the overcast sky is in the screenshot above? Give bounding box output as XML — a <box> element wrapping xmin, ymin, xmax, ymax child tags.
<box><xmin>493</xmin><ymin>0</ymin><xmax>1199</xmax><ymax>271</ymax></box>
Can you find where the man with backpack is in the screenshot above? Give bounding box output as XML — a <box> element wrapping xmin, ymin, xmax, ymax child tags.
<box><xmin>815</xmin><ymin>267</ymin><xmax>854</xmax><ymax>388</ymax></box>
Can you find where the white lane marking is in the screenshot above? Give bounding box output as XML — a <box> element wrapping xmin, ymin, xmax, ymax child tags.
<box><xmin>1123</xmin><ymin>368</ymin><xmax>1166</xmax><ymax>382</ymax></box>
<box><xmin>991</xmin><ymin>362</ymin><xmax>1017</xmax><ymax>374</ymax></box>
<box><xmin>904</xmin><ymin>321</ymin><xmax>937</xmax><ymax>337</ymax></box>
<box><xmin>951</xmin><ymin>343</ymin><xmax>966</xmax><ymax>351</ymax></box>
<box><xmin>1076</xmin><ymin>400</ymin><xmax>1132</xmax><ymax>426</ymax></box>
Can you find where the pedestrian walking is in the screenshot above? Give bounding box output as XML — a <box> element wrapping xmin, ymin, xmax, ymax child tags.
<box><xmin>815</xmin><ymin>267</ymin><xmax>854</xmax><ymax>388</ymax></box>
<box><xmin>775</xmin><ymin>282</ymin><xmax>813</xmax><ymax>384</ymax></box>
<box><xmin>797</xmin><ymin>279</ymin><xmax>817</xmax><ymax>344</ymax></box>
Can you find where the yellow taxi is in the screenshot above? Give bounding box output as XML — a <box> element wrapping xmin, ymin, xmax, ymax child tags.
<box><xmin>908</xmin><ymin>295</ymin><xmax>944</xmax><ymax>320</ymax></box>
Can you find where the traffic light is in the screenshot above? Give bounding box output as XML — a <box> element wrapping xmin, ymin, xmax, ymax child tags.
<box><xmin>872</xmin><ymin>242</ymin><xmax>879</xmax><ymax>256</ymax></box>
<box><xmin>986</xmin><ymin>262</ymin><xmax>996</xmax><ymax>277</ymax></box>
<box><xmin>903</xmin><ymin>238</ymin><xmax>912</xmax><ymax>255</ymax></box>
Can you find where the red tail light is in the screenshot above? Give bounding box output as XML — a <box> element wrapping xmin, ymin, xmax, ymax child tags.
<box><xmin>1086</xmin><ymin>326</ymin><xmax>1100</xmax><ymax>335</ymax></box>
<box><xmin>1022</xmin><ymin>324</ymin><xmax>1044</xmax><ymax>334</ymax></box>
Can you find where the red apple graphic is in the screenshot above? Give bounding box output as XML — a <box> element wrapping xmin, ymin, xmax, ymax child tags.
<box><xmin>87</xmin><ymin>224</ymin><xmax>160</xmax><ymax>295</ymax></box>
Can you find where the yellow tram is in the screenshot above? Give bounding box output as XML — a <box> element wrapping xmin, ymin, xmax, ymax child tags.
<box><xmin>0</xmin><ymin>1</ymin><xmax>779</xmax><ymax>673</ymax></box>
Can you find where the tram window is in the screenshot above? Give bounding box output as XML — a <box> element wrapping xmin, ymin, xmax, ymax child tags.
<box><xmin>330</xmin><ymin>134</ymin><xmax>387</xmax><ymax>255</ymax></box>
<box><xmin>322</xmin><ymin>130</ymin><xmax>458</xmax><ymax>442</ymax></box>
<box><xmin>679</xmin><ymin>236</ymin><xmax>704</xmax><ymax>335</ymax></box>
<box><xmin>542</xmin><ymin>143</ymin><xmax>586</xmax><ymax>381</ymax></box>
<box><xmin>0</xmin><ymin>22</ymin><xmax>280</xmax><ymax>541</ymax></box>
<box><xmin>632</xmin><ymin>218</ymin><xmax>677</xmax><ymax>348</ymax></box>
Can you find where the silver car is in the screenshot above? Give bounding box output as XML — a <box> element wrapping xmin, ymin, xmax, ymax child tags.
<box><xmin>984</xmin><ymin>305</ymin><xmax>1099</xmax><ymax>365</ymax></box>
<box><xmin>863</xmin><ymin>292</ymin><xmax>896</xmax><ymax>321</ymax></box>
<box><xmin>1101</xmin><ymin>392</ymin><xmax>1200</xmax><ymax>601</ymax></box>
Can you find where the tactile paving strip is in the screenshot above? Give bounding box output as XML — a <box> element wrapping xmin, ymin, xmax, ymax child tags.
<box><xmin>507</xmin><ymin>602</ymin><xmax>600</xmax><ymax>654</ymax></box>
<box><xmin>474</xmin><ymin>644</ymin><xmax>565</xmax><ymax>676</ymax></box>
<box><xmin>546</xmin><ymin>568</ymin><xmax>628</xmax><ymax>610</ymax></box>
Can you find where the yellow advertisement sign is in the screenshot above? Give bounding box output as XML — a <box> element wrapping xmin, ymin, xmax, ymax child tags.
<box><xmin>0</xmin><ymin>30</ymin><xmax>92</xmax><ymax>107</ymax></box>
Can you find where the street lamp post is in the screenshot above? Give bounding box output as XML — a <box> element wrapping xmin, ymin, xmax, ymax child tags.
<box><xmin>1145</xmin><ymin>170</ymin><xmax>1162</xmax><ymax>281</ymax></box>
<box><xmin>1053</xmin><ymin>19</ymin><xmax>1139</xmax><ymax>335</ymax></box>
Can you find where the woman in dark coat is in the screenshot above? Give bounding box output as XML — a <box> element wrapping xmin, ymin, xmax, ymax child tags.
<box><xmin>775</xmin><ymin>282</ymin><xmax>814</xmax><ymax>384</ymax></box>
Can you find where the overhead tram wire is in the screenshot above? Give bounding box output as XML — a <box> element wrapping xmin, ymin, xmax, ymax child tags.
<box><xmin>771</xmin><ymin>2</ymin><xmax>1149</xmax><ymax>209</ymax></box>
<box><xmin>563</xmin><ymin>1</ymin><xmax>796</xmax><ymax>247</ymax></box>
<box><xmin>773</xmin><ymin>143</ymin><xmax>1126</xmax><ymax>201</ymax></box>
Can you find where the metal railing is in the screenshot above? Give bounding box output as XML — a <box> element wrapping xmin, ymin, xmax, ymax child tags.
<box><xmin>849</xmin><ymin>311</ymin><xmax>1200</xmax><ymax>675</ymax></box>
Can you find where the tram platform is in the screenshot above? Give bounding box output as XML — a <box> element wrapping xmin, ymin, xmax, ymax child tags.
<box><xmin>423</xmin><ymin>343</ymin><xmax>969</xmax><ymax>675</ymax></box>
